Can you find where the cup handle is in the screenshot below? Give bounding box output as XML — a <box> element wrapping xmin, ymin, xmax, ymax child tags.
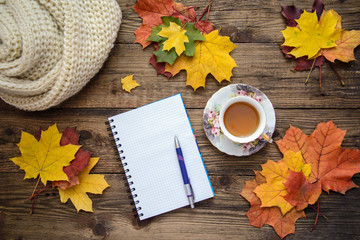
<box><xmin>262</xmin><ymin>133</ymin><xmax>273</xmax><ymax>143</ymax></box>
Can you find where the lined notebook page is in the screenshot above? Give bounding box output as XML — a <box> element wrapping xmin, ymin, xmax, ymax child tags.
<box><xmin>108</xmin><ymin>94</ymin><xmax>214</xmax><ymax>220</ymax></box>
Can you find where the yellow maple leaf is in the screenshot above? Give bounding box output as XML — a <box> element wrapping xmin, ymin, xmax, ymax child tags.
<box><xmin>254</xmin><ymin>178</ymin><xmax>294</xmax><ymax>215</ymax></box>
<box><xmin>58</xmin><ymin>157</ymin><xmax>110</xmax><ymax>212</ymax></box>
<box><xmin>254</xmin><ymin>151</ymin><xmax>311</xmax><ymax>215</ymax></box>
<box><xmin>10</xmin><ymin>124</ymin><xmax>80</xmax><ymax>185</ymax></box>
<box><xmin>259</xmin><ymin>159</ymin><xmax>289</xmax><ymax>184</ymax></box>
<box><xmin>282</xmin><ymin>151</ymin><xmax>311</xmax><ymax>178</ymax></box>
<box><xmin>121</xmin><ymin>75</ymin><xmax>140</xmax><ymax>93</ymax></box>
<box><xmin>165</xmin><ymin>30</ymin><xmax>237</xmax><ymax>91</ymax></box>
<box><xmin>282</xmin><ymin>10</ymin><xmax>342</xmax><ymax>59</ymax></box>
<box><xmin>158</xmin><ymin>22</ymin><xmax>189</xmax><ymax>56</ymax></box>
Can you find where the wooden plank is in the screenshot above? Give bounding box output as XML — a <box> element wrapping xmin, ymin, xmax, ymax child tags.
<box><xmin>1</xmin><ymin>42</ymin><xmax>358</xmax><ymax>110</ymax></box>
<box><xmin>115</xmin><ymin>0</ymin><xmax>360</xmax><ymax>44</ymax></box>
<box><xmin>1</xmin><ymin>108</ymin><xmax>359</xmax><ymax>174</ymax></box>
<box><xmin>1</xmin><ymin>173</ymin><xmax>360</xmax><ymax>239</ymax></box>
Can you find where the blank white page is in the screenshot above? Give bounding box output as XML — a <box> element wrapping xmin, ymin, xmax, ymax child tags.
<box><xmin>108</xmin><ymin>94</ymin><xmax>214</xmax><ymax>220</ymax></box>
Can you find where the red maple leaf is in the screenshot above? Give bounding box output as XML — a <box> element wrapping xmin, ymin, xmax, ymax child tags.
<box><xmin>55</xmin><ymin>128</ymin><xmax>91</xmax><ymax>189</ymax></box>
<box><xmin>281</xmin><ymin>6</ymin><xmax>303</xmax><ymax>27</ymax></box>
<box><xmin>60</xmin><ymin>127</ymin><xmax>80</xmax><ymax>145</ymax></box>
<box><xmin>284</xmin><ymin>170</ymin><xmax>322</xmax><ymax>211</ymax></box>
<box><xmin>276</xmin><ymin>121</ymin><xmax>360</xmax><ymax>194</ymax></box>
<box><xmin>295</xmin><ymin>56</ymin><xmax>325</xmax><ymax>71</ymax></box>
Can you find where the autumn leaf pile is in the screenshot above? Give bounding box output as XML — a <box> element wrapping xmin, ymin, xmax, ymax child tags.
<box><xmin>10</xmin><ymin>124</ymin><xmax>109</xmax><ymax>213</ymax></box>
<box><xmin>133</xmin><ymin>0</ymin><xmax>237</xmax><ymax>91</ymax></box>
<box><xmin>281</xmin><ymin>0</ymin><xmax>360</xmax><ymax>86</ymax></box>
<box><xmin>241</xmin><ymin>121</ymin><xmax>360</xmax><ymax>239</ymax></box>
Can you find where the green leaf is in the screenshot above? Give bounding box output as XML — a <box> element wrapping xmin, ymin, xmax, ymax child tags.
<box><xmin>161</xmin><ymin>16</ymin><xmax>182</xmax><ymax>26</ymax></box>
<box><xmin>184</xmin><ymin>22</ymin><xmax>205</xmax><ymax>57</ymax></box>
<box><xmin>147</xmin><ymin>24</ymin><xmax>167</xmax><ymax>42</ymax></box>
<box><xmin>154</xmin><ymin>43</ymin><xmax>178</xmax><ymax>65</ymax></box>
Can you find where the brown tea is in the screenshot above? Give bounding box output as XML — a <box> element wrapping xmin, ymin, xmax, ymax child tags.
<box><xmin>223</xmin><ymin>102</ymin><xmax>259</xmax><ymax>137</ymax></box>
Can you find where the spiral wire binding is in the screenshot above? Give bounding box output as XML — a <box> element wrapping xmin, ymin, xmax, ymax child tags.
<box><xmin>105</xmin><ymin>119</ymin><xmax>143</xmax><ymax>218</ymax></box>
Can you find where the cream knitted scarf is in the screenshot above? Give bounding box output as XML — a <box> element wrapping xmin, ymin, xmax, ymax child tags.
<box><xmin>0</xmin><ymin>0</ymin><xmax>121</xmax><ymax>111</ymax></box>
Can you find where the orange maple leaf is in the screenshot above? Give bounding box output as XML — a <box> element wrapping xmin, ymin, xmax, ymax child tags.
<box><xmin>284</xmin><ymin>170</ymin><xmax>322</xmax><ymax>211</ymax></box>
<box><xmin>133</xmin><ymin>0</ymin><xmax>174</xmax><ymax>48</ymax></box>
<box><xmin>321</xmin><ymin>30</ymin><xmax>360</xmax><ymax>63</ymax></box>
<box><xmin>240</xmin><ymin>171</ymin><xmax>306</xmax><ymax>239</ymax></box>
<box><xmin>276</xmin><ymin>121</ymin><xmax>360</xmax><ymax>194</ymax></box>
<box><xmin>241</xmin><ymin>171</ymin><xmax>266</xmax><ymax>206</ymax></box>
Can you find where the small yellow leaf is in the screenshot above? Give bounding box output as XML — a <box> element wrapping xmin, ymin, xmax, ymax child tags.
<box><xmin>165</xmin><ymin>30</ymin><xmax>237</xmax><ymax>91</ymax></box>
<box><xmin>10</xmin><ymin>124</ymin><xmax>80</xmax><ymax>185</ymax></box>
<box><xmin>282</xmin><ymin>10</ymin><xmax>342</xmax><ymax>59</ymax></box>
<box><xmin>58</xmin><ymin>157</ymin><xmax>110</xmax><ymax>212</ymax></box>
<box><xmin>121</xmin><ymin>75</ymin><xmax>140</xmax><ymax>93</ymax></box>
<box><xmin>158</xmin><ymin>22</ymin><xmax>189</xmax><ymax>56</ymax></box>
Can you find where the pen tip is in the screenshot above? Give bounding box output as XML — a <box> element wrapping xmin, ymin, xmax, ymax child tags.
<box><xmin>174</xmin><ymin>135</ymin><xmax>180</xmax><ymax>148</ymax></box>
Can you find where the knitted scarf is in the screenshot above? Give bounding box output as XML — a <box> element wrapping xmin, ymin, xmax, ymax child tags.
<box><xmin>0</xmin><ymin>0</ymin><xmax>121</xmax><ymax>110</ymax></box>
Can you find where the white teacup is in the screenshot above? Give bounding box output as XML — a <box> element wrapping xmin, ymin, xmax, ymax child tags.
<box><xmin>219</xmin><ymin>96</ymin><xmax>268</xmax><ymax>144</ymax></box>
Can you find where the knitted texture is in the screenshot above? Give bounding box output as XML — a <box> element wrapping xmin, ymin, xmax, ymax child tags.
<box><xmin>0</xmin><ymin>0</ymin><xmax>122</xmax><ymax>111</ymax></box>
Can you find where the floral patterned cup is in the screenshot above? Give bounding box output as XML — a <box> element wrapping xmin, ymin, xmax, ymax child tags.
<box><xmin>219</xmin><ymin>96</ymin><xmax>267</xmax><ymax>144</ymax></box>
<box><xmin>204</xmin><ymin>84</ymin><xmax>275</xmax><ymax>156</ymax></box>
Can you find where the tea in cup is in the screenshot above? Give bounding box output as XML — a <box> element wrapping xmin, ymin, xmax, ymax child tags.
<box><xmin>219</xmin><ymin>96</ymin><xmax>267</xmax><ymax>143</ymax></box>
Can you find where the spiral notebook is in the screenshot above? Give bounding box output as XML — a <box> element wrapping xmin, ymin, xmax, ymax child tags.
<box><xmin>107</xmin><ymin>94</ymin><xmax>214</xmax><ymax>220</ymax></box>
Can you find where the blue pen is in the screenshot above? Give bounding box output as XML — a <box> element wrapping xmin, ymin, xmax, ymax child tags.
<box><xmin>174</xmin><ymin>136</ymin><xmax>195</xmax><ymax>208</ymax></box>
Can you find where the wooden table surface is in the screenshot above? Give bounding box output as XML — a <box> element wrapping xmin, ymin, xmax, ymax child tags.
<box><xmin>1</xmin><ymin>0</ymin><xmax>360</xmax><ymax>239</ymax></box>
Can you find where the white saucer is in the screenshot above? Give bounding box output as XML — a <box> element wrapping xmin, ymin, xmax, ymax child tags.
<box><xmin>203</xmin><ymin>84</ymin><xmax>276</xmax><ymax>156</ymax></box>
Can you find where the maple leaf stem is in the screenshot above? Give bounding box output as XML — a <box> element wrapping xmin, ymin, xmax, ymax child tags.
<box><xmin>329</xmin><ymin>62</ymin><xmax>345</xmax><ymax>86</ymax></box>
<box><xmin>308</xmin><ymin>202</ymin><xmax>328</xmax><ymax>220</ymax></box>
<box><xmin>206</xmin><ymin>2</ymin><xmax>211</xmax><ymax>22</ymax></box>
<box><xmin>198</xmin><ymin>0</ymin><xmax>213</xmax><ymax>22</ymax></box>
<box><xmin>319</xmin><ymin>59</ymin><xmax>322</xmax><ymax>88</ymax></box>
<box><xmin>30</xmin><ymin>177</ymin><xmax>41</xmax><ymax>199</ymax></box>
<box><xmin>311</xmin><ymin>201</ymin><xmax>320</xmax><ymax>232</ymax></box>
<box><xmin>30</xmin><ymin>198</ymin><xmax>36</xmax><ymax>215</ymax></box>
<box><xmin>29</xmin><ymin>181</ymin><xmax>42</xmax><ymax>215</ymax></box>
<box><xmin>27</xmin><ymin>184</ymin><xmax>51</xmax><ymax>200</ymax></box>
<box><xmin>305</xmin><ymin>58</ymin><xmax>316</xmax><ymax>85</ymax></box>
<box><xmin>173</xmin><ymin>8</ymin><xmax>194</xmax><ymax>23</ymax></box>
<box><xmin>28</xmin><ymin>184</ymin><xmax>52</xmax><ymax>215</ymax></box>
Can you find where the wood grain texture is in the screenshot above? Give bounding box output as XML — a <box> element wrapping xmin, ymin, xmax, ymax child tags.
<box><xmin>0</xmin><ymin>0</ymin><xmax>360</xmax><ymax>239</ymax></box>
<box><xmin>2</xmin><ymin>43</ymin><xmax>358</xmax><ymax>110</ymax></box>
<box><xmin>1</xmin><ymin>173</ymin><xmax>360</xmax><ymax>239</ymax></box>
<box><xmin>0</xmin><ymin>109</ymin><xmax>359</xmax><ymax>174</ymax></box>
